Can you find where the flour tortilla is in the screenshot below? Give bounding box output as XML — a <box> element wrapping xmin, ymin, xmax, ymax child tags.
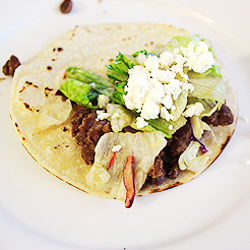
<box><xmin>10</xmin><ymin>23</ymin><xmax>237</xmax><ymax>202</ymax></box>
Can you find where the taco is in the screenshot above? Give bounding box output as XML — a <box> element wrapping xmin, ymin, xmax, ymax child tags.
<box><xmin>10</xmin><ymin>23</ymin><xmax>237</xmax><ymax>208</ymax></box>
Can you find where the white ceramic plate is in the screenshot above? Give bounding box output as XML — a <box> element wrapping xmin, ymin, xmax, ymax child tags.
<box><xmin>1</xmin><ymin>0</ymin><xmax>250</xmax><ymax>249</ymax></box>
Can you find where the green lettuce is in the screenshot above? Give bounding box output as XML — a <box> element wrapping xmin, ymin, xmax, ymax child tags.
<box><xmin>147</xmin><ymin>115</ymin><xmax>187</xmax><ymax>138</ymax></box>
<box><xmin>106</xmin><ymin>52</ymin><xmax>139</xmax><ymax>82</ymax></box>
<box><xmin>59</xmin><ymin>67</ymin><xmax>115</xmax><ymax>109</ymax></box>
<box><xmin>178</xmin><ymin>141</ymin><xmax>210</xmax><ymax>171</ymax></box>
<box><xmin>165</xmin><ymin>34</ymin><xmax>215</xmax><ymax>58</ymax></box>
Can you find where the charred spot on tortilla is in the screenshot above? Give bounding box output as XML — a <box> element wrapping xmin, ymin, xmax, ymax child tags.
<box><xmin>19</xmin><ymin>86</ymin><xmax>26</xmax><ymax>93</ymax></box>
<box><xmin>23</xmin><ymin>102</ymin><xmax>36</xmax><ymax>112</ymax></box>
<box><xmin>24</xmin><ymin>81</ymin><xmax>39</xmax><ymax>88</ymax></box>
<box><xmin>53</xmin><ymin>47</ymin><xmax>64</xmax><ymax>53</ymax></box>
<box><xmin>9</xmin><ymin>23</ymin><xmax>237</xmax><ymax>208</ymax></box>
<box><xmin>24</xmin><ymin>103</ymin><xmax>30</xmax><ymax>109</ymax></box>
<box><xmin>44</xmin><ymin>87</ymin><xmax>54</xmax><ymax>97</ymax></box>
<box><xmin>14</xmin><ymin>123</ymin><xmax>21</xmax><ymax>133</ymax></box>
<box><xmin>62</xmin><ymin>127</ymin><xmax>69</xmax><ymax>132</ymax></box>
<box><xmin>220</xmin><ymin>135</ymin><xmax>232</xmax><ymax>151</ymax></box>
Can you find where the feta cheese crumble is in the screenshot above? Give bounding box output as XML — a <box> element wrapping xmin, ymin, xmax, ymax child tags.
<box><xmin>112</xmin><ymin>145</ymin><xmax>122</xmax><ymax>152</ymax></box>
<box><xmin>136</xmin><ymin>117</ymin><xmax>149</xmax><ymax>128</ymax></box>
<box><xmin>183</xmin><ymin>102</ymin><xmax>204</xmax><ymax>117</ymax></box>
<box><xmin>168</xmin><ymin>124</ymin><xmax>174</xmax><ymax>130</ymax></box>
<box><xmin>98</xmin><ymin>95</ymin><xmax>110</xmax><ymax>109</ymax></box>
<box><xmin>181</xmin><ymin>41</ymin><xmax>215</xmax><ymax>73</ymax></box>
<box><xmin>122</xmin><ymin>40</ymin><xmax>214</xmax><ymax>124</ymax></box>
<box><xmin>96</xmin><ymin>110</ymin><xmax>111</xmax><ymax>120</ymax></box>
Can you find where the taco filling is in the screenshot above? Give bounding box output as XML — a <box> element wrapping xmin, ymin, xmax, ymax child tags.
<box><xmin>10</xmin><ymin>23</ymin><xmax>237</xmax><ymax>208</ymax></box>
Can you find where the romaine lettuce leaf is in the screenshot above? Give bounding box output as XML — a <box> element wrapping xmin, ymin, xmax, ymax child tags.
<box><xmin>59</xmin><ymin>79</ymin><xmax>92</xmax><ymax>107</ymax></box>
<box><xmin>171</xmin><ymin>90</ymin><xmax>188</xmax><ymax>121</ymax></box>
<box><xmin>165</xmin><ymin>34</ymin><xmax>201</xmax><ymax>52</ymax></box>
<box><xmin>188</xmin><ymin>65</ymin><xmax>222</xmax><ymax>79</ymax></box>
<box><xmin>148</xmin><ymin>115</ymin><xmax>187</xmax><ymax>138</ymax></box>
<box><xmin>188</xmin><ymin>77</ymin><xmax>227</xmax><ymax>102</ymax></box>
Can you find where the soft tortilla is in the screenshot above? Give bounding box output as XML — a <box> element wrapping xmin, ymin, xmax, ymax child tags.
<box><xmin>10</xmin><ymin>23</ymin><xmax>237</xmax><ymax>201</ymax></box>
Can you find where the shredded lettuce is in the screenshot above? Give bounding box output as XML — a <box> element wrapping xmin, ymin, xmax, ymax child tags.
<box><xmin>201</xmin><ymin>37</ymin><xmax>215</xmax><ymax>57</ymax></box>
<box><xmin>165</xmin><ymin>34</ymin><xmax>201</xmax><ymax>52</ymax></box>
<box><xmin>112</xmin><ymin>81</ymin><xmax>127</xmax><ymax>106</ymax></box>
<box><xmin>188</xmin><ymin>65</ymin><xmax>222</xmax><ymax>79</ymax></box>
<box><xmin>130</xmin><ymin>122</ymin><xmax>158</xmax><ymax>132</ymax></box>
<box><xmin>106</xmin><ymin>104</ymin><xmax>136</xmax><ymax>132</ymax></box>
<box><xmin>171</xmin><ymin>90</ymin><xmax>188</xmax><ymax>121</ymax></box>
<box><xmin>188</xmin><ymin>97</ymin><xmax>224</xmax><ymax>118</ymax></box>
<box><xmin>66</xmin><ymin>67</ymin><xmax>114</xmax><ymax>89</ymax></box>
<box><xmin>147</xmin><ymin>115</ymin><xmax>187</xmax><ymax>138</ymax></box>
<box><xmin>85</xmin><ymin>164</ymin><xmax>111</xmax><ymax>187</ymax></box>
<box><xmin>187</xmin><ymin>63</ymin><xmax>226</xmax><ymax>102</ymax></box>
<box><xmin>132</xmin><ymin>50</ymin><xmax>159</xmax><ymax>58</ymax></box>
<box><xmin>190</xmin><ymin>115</ymin><xmax>215</xmax><ymax>139</ymax></box>
<box><xmin>188</xmin><ymin>77</ymin><xmax>226</xmax><ymax>102</ymax></box>
<box><xmin>178</xmin><ymin>141</ymin><xmax>209</xmax><ymax>171</ymax></box>
<box><xmin>185</xmin><ymin>154</ymin><xmax>210</xmax><ymax>172</ymax></box>
<box><xmin>165</xmin><ymin>34</ymin><xmax>215</xmax><ymax>58</ymax></box>
<box><xmin>59</xmin><ymin>79</ymin><xmax>93</xmax><ymax>107</ymax></box>
<box><xmin>59</xmin><ymin>67</ymin><xmax>115</xmax><ymax>109</ymax></box>
<box><xmin>106</xmin><ymin>52</ymin><xmax>138</xmax><ymax>82</ymax></box>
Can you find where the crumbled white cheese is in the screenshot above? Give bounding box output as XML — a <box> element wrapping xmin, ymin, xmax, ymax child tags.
<box><xmin>159</xmin><ymin>51</ymin><xmax>174</xmax><ymax>69</ymax></box>
<box><xmin>168</xmin><ymin>124</ymin><xmax>174</xmax><ymax>130</ymax></box>
<box><xmin>183</xmin><ymin>102</ymin><xmax>204</xmax><ymax>117</ymax></box>
<box><xmin>160</xmin><ymin>107</ymin><xmax>174</xmax><ymax>121</ymax></box>
<box><xmin>124</xmin><ymin>65</ymin><xmax>151</xmax><ymax>112</ymax></box>
<box><xmin>161</xmin><ymin>94</ymin><xmax>173</xmax><ymax>109</ymax></box>
<box><xmin>170</xmin><ymin>54</ymin><xmax>186</xmax><ymax>77</ymax></box>
<box><xmin>112</xmin><ymin>145</ymin><xmax>122</xmax><ymax>152</ymax></box>
<box><xmin>96</xmin><ymin>110</ymin><xmax>111</xmax><ymax>120</ymax></box>
<box><xmin>150</xmin><ymin>69</ymin><xmax>176</xmax><ymax>83</ymax></box>
<box><xmin>144</xmin><ymin>55</ymin><xmax>160</xmax><ymax>71</ymax></box>
<box><xmin>181</xmin><ymin>41</ymin><xmax>214</xmax><ymax>73</ymax></box>
<box><xmin>181</xmin><ymin>81</ymin><xmax>195</xmax><ymax>93</ymax></box>
<box><xmin>141</xmin><ymin>96</ymin><xmax>160</xmax><ymax>120</ymax></box>
<box><xmin>97</xmin><ymin>95</ymin><xmax>110</xmax><ymax>109</ymax></box>
<box><xmin>136</xmin><ymin>53</ymin><xmax>147</xmax><ymax>65</ymax></box>
<box><xmin>163</xmin><ymin>79</ymin><xmax>182</xmax><ymax>100</ymax></box>
<box><xmin>171</xmin><ymin>105</ymin><xmax>176</xmax><ymax>112</ymax></box>
<box><xmin>123</xmin><ymin>39</ymin><xmax>214</xmax><ymax>123</ymax></box>
<box><xmin>136</xmin><ymin>117</ymin><xmax>149</xmax><ymax>128</ymax></box>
